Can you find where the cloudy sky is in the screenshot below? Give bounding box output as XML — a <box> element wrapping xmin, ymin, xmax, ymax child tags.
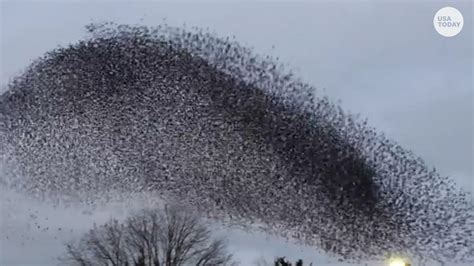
<box><xmin>1</xmin><ymin>1</ymin><xmax>472</xmax><ymax>265</ymax></box>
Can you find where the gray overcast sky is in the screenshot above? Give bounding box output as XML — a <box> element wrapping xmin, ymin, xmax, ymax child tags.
<box><xmin>1</xmin><ymin>1</ymin><xmax>473</xmax><ymax>265</ymax></box>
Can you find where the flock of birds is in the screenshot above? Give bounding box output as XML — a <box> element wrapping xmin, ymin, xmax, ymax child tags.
<box><xmin>0</xmin><ymin>23</ymin><xmax>472</xmax><ymax>264</ymax></box>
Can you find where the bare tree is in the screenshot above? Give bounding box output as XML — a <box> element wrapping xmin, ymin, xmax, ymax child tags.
<box><xmin>253</xmin><ymin>257</ymin><xmax>309</xmax><ymax>266</ymax></box>
<box><xmin>62</xmin><ymin>205</ymin><xmax>237</xmax><ymax>266</ymax></box>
